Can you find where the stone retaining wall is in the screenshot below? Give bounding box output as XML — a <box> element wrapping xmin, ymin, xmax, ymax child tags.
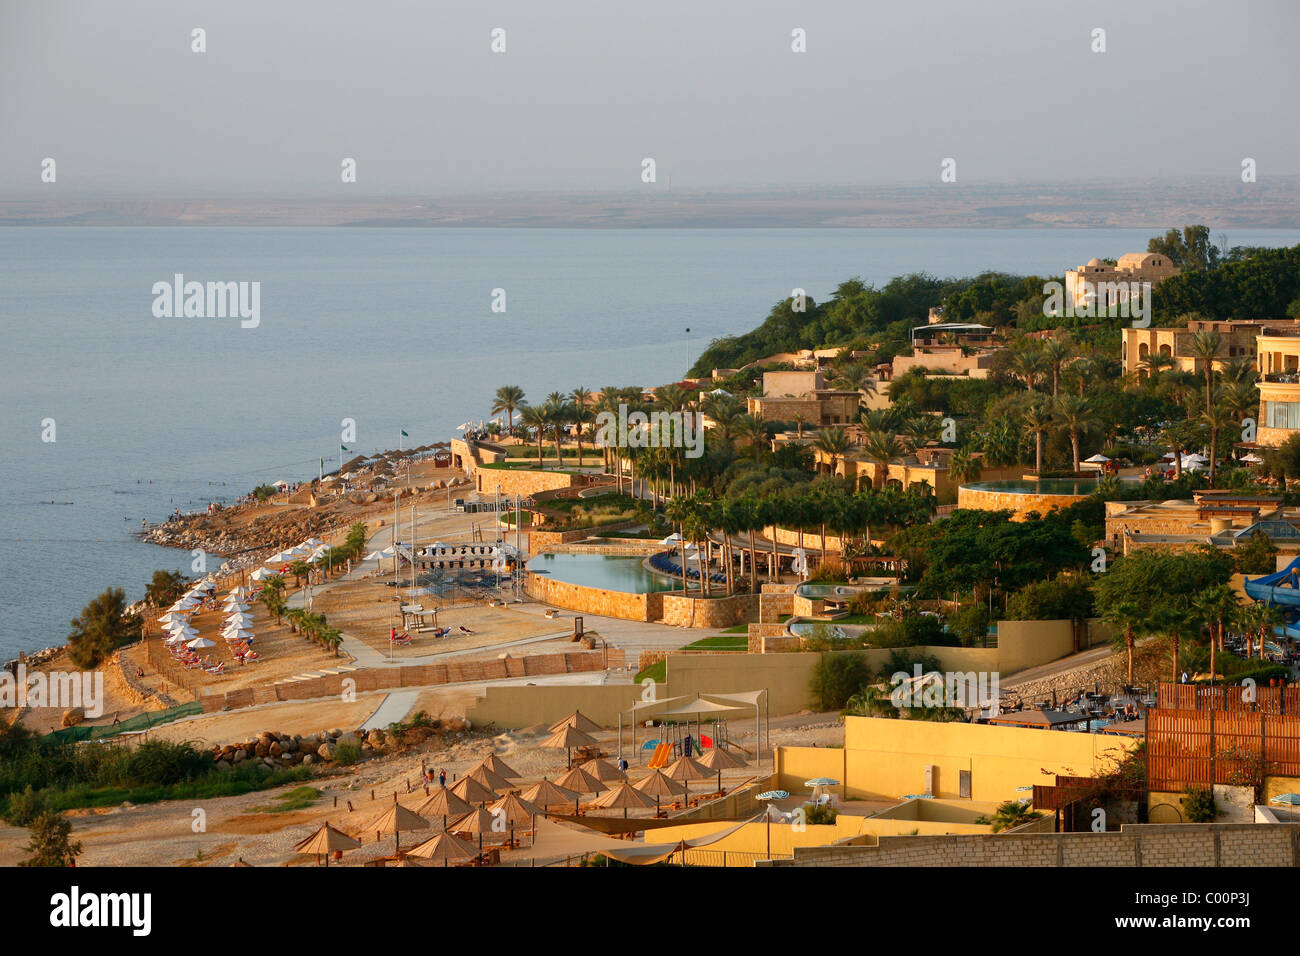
<box><xmin>763</xmin><ymin>823</ymin><xmax>1300</xmax><ymax>867</ymax></box>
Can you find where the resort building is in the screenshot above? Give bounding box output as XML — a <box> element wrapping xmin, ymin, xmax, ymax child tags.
<box><xmin>820</xmin><ymin>445</ymin><xmax>1020</xmax><ymax>503</ymax></box>
<box><xmin>1103</xmin><ymin>492</ymin><xmax>1300</xmax><ymax>555</ymax></box>
<box><xmin>1256</xmin><ymin>324</ymin><xmax>1300</xmax><ymax>446</ymax></box>
<box><xmin>746</xmin><ymin>369</ymin><xmax>861</xmax><ymax>427</ymax></box>
<box><xmin>1121</xmin><ymin>318</ymin><xmax>1281</xmax><ymax>379</ymax></box>
<box><xmin>1065</xmin><ymin>252</ymin><xmax>1179</xmax><ymax>310</ymax></box>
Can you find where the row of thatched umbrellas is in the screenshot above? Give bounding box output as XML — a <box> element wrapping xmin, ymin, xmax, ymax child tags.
<box><xmin>293</xmin><ymin>710</ymin><xmax>748</xmax><ymax>865</ymax></box>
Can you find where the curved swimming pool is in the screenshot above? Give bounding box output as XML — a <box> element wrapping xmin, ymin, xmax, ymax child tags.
<box><xmin>526</xmin><ymin>552</ymin><xmax>683</xmax><ymax>593</ymax></box>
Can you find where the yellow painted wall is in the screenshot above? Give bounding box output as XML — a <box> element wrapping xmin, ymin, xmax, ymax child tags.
<box><xmin>466</xmin><ymin>683</ymin><xmax>657</xmax><ymax>729</ymax></box>
<box><xmin>770</xmin><ymin>716</ymin><xmax>1139</xmax><ymax>803</ymax></box>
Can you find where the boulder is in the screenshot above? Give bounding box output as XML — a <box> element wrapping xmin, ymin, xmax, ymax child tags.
<box><xmin>232</xmin><ymin>749</ymin><xmax>247</xmax><ymax>764</ymax></box>
<box><xmin>60</xmin><ymin>707</ymin><xmax>85</xmax><ymax>728</ymax></box>
<box><xmin>268</xmin><ymin>742</ymin><xmax>283</xmax><ymax>757</ymax></box>
<box><xmin>302</xmin><ymin>754</ymin><xmax>315</xmax><ymax>765</ymax></box>
<box><xmin>317</xmin><ymin>743</ymin><xmax>334</xmax><ymax>761</ymax></box>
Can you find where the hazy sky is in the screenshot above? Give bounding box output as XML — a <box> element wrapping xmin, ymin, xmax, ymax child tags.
<box><xmin>1</xmin><ymin>0</ymin><xmax>1296</xmax><ymax>196</ymax></box>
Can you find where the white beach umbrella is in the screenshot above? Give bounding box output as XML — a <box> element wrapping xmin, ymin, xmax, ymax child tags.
<box><xmin>186</xmin><ymin>637</ymin><xmax>216</xmax><ymax>649</ymax></box>
<box><xmin>1242</xmin><ymin>453</ymin><xmax>1264</xmax><ymax>464</ymax></box>
<box><xmin>363</xmin><ymin>550</ymin><xmax>385</xmax><ymax>562</ymax></box>
<box><xmin>157</xmin><ymin>612</ymin><xmax>187</xmax><ymax>624</ymax></box>
<box><xmin>164</xmin><ymin>632</ymin><xmax>189</xmax><ymax>645</ymax></box>
<box><xmin>223</xmin><ymin>601</ymin><xmax>250</xmax><ymax>613</ymax></box>
<box><xmin>301</xmin><ymin>538</ymin><xmax>324</xmax><ymax>548</ymax></box>
<box><xmin>225</xmin><ymin>611</ymin><xmax>255</xmax><ymax>624</ymax></box>
<box><xmin>223</xmin><ymin>628</ymin><xmax>254</xmax><ymax>642</ymax></box>
<box><xmin>250</xmin><ymin>568</ymin><xmax>279</xmax><ymax>581</ymax></box>
<box><xmin>170</xmin><ymin>597</ymin><xmax>199</xmax><ymax>609</ymax></box>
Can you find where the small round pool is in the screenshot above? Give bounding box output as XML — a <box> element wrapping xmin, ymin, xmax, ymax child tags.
<box><xmin>526</xmin><ymin>552</ymin><xmax>684</xmax><ymax>593</ymax></box>
<box><xmin>958</xmin><ymin>478</ymin><xmax>1097</xmax><ymax>518</ymax></box>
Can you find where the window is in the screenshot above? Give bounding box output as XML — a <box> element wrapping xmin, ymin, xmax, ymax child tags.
<box><xmin>1266</xmin><ymin>401</ymin><xmax>1300</xmax><ymax>430</ymax></box>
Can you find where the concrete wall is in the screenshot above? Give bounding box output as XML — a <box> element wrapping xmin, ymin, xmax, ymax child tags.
<box><xmin>466</xmin><ymin>683</ymin><xmax>653</xmax><ymax>729</ymax></box>
<box><xmin>764</xmin><ymin>823</ymin><xmax>1300</xmax><ymax>867</ymax></box>
<box><xmin>774</xmin><ymin>716</ymin><xmax>1139</xmax><ymax>803</ymax></box>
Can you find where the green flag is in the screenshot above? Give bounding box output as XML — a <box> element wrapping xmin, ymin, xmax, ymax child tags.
<box><xmin>341</xmin><ymin>444</ymin><xmax>350</xmax><ymax>452</ymax></box>
<box><xmin>400</xmin><ymin>430</ymin><xmax>409</xmax><ymax>437</ymax></box>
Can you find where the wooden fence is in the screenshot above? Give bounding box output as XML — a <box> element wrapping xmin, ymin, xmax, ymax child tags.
<box><xmin>1157</xmin><ymin>681</ymin><xmax>1300</xmax><ymax>714</ymax></box>
<box><xmin>1147</xmin><ymin>708</ymin><xmax>1300</xmax><ymax>791</ymax></box>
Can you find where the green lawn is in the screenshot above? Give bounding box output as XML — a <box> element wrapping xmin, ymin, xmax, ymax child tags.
<box><xmin>634</xmin><ymin>659</ymin><xmax>666</xmax><ymax>684</ymax></box>
<box><xmin>683</xmin><ymin>634</ymin><xmax>748</xmax><ymax>651</ymax></box>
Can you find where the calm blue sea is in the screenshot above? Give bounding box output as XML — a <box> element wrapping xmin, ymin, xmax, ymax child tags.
<box><xmin>3</xmin><ymin>226</ymin><xmax>1299</xmax><ymax>658</ymax></box>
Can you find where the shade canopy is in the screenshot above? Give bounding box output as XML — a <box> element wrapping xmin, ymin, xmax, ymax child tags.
<box><xmin>466</xmin><ymin>764</ymin><xmax>514</xmax><ymax>793</ymax></box>
<box><xmin>662</xmin><ymin>755</ymin><xmax>711</xmax><ymax>782</ymax></box>
<box><xmin>592</xmin><ymin>782</ymin><xmax>657</xmax><ymax>811</ymax></box>
<box><xmin>520</xmin><ymin>779</ymin><xmax>580</xmax><ymax>806</ymax></box>
<box><xmin>696</xmin><ymin>747</ymin><xmax>746</xmax><ymax>771</ymax></box>
<box><xmin>548</xmin><ymin>711</ymin><xmax>602</xmax><ymax>735</ymax></box>
<box><xmin>579</xmin><ymin>758</ymin><xmax>627</xmax><ymax>783</ymax></box>
<box><xmin>555</xmin><ymin>766</ymin><xmax>605</xmax><ymax>795</ymax></box>
<box><xmin>541</xmin><ymin>725</ymin><xmax>598</xmax><ymax>750</ymax></box>
<box><xmin>488</xmin><ymin>791</ymin><xmax>544</xmax><ymax>824</ymax></box>
<box><xmin>405</xmin><ymin>831</ymin><xmax>478</xmax><ymax>864</ymax></box>
<box><xmin>449</xmin><ymin>807</ymin><xmax>502</xmax><ymax>836</ymax></box>
<box><xmin>449</xmin><ymin>775</ymin><xmax>498</xmax><ymax>804</ymax></box>
<box><xmin>415</xmin><ymin>788</ymin><xmax>474</xmax><ymax>819</ymax></box>
<box><xmin>360</xmin><ymin>803</ymin><xmax>429</xmax><ymax>836</ymax></box>
<box><xmin>185</xmin><ymin>637</ymin><xmax>216</xmax><ymax>649</ymax></box>
<box><xmin>476</xmin><ymin>753</ymin><xmax>522</xmax><ymax>779</ymax></box>
<box><xmin>633</xmin><ymin>769</ymin><xmax>688</xmax><ymax>797</ymax></box>
<box><xmin>294</xmin><ymin>823</ymin><xmax>362</xmax><ymax>855</ymax></box>
<box><xmin>655</xmin><ymin>695</ymin><xmax>745</xmax><ymax>718</ymax></box>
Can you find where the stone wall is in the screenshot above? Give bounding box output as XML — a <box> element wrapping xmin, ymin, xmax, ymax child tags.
<box><xmin>528</xmin><ymin>520</ymin><xmax>640</xmax><ymax>549</ymax></box>
<box><xmin>524</xmin><ymin>570</ymin><xmax>661</xmax><ymax>622</ymax></box>
<box><xmin>473</xmin><ymin>467</ymin><xmax>581</xmax><ymax>498</ymax></box>
<box><xmin>746</xmin><ymin>623</ymin><xmax>787</xmax><ymax>653</ymax></box>
<box><xmin>196</xmin><ymin>649</ymin><xmax>610</xmax><ymax>713</ymax></box>
<box><xmin>660</xmin><ymin>592</ymin><xmax>760</xmax><ymax>628</ymax></box>
<box><xmin>957</xmin><ymin>485</ymin><xmax>1092</xmax><ymax>520</ymax></box>
<box><xmin>763</xmin><ymin>823</ymin><xmax>1300</xmax><ymax>867</ymax></box>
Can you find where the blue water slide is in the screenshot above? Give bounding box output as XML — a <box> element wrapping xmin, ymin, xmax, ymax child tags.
<box><xmin>1244</xmin><ymin>555</ymin><xmax>1300</xmax><ymax>607</ymax></box>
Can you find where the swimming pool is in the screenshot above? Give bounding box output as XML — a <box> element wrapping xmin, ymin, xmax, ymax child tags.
<box><xmin>964</xmin><ymin>478</ymin><xmax>1098</xmax><ymax>495</ymax></box>
<box><xmin>526</xmin><ymin>552</ymin><xmax>685</xmax><ymax>593</ymax></box>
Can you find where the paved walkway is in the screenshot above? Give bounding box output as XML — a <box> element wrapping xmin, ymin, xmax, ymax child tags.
<box><xmin>361</xmin><ymin>690</ymin><xmax>421</xmax><ymax>730</ymax></box>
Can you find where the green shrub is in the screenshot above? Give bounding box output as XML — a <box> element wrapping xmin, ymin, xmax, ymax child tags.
<box><xmin>809</xmin><ymin>652</ymin><xmax>871</xmax><ymax>710</ymax></box>
<box><xmin>804</xmin><ymin>803</ymin><xmax>838</xmax><ymax>825</ymax></box>
<box><xmin>333</xmin><ymin>742</ymin><xmax>362</xmax><ymax>766</ymax></box>
<box><xmin>1182</xmin><ymin>786</ymin><xmax>1217</xmax><ymax>823</ymax></box>
<box><xmin>3</xmin><ymin>785</ymin><xmax>47</xmax><ymax>827</ymax></box>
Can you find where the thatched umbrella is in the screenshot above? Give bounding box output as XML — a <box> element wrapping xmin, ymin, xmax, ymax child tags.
<box><xmin>519</xmin><ymin>778</ymin><xmax>580</xmax><ymax>816</ymax></box>
<box><xmin>467</xmin><ymin>763</ymin><xmax>514</xmax><ymax>793</ymax></box>
<box><xmin>477</xmin><ymin>753</ymin><xmax>522</xmax><ymax>779</ymax></box>
<box><xmin>449</xmin><ymin>775</ymin><xmax>498</xmax><ymax>807</ymax></box>
<box><xmin>360</xmin><ymin>803</ymin><xmax>429</xmax><ymax>854</ymax></box>
<box><xmin>663</xmin><ymin>755</ymin><xmax>711</xmax><ymax>801</ymax></box>
<box><xmin>293</xmin><ymin>822</ymin><xmax>362</xmax><ymax>866</ymax></box>
<box><xmin>488</xmin><ymin>791</ymin><xmax>544</xmax><ymax>846</ymax></box>
<box><xmin>549</xmin><ymin>710</ymin><xmax>601</xmax><ymax>735</ymax></box>
<box><xmin>406</xmin><ymin>831</ymin><xmax>479</xmax><ymax>867</ymax></box>
<box><xmin>591</xmin><ymin>782</ymin><xmax>657</xmax><ymax>819</ymax></box>
<box><xmin>696</xmin><ymin>746</ymin><xmax>746</xmax><ymax>793</ymax></box>
<box><xmin>541</xmin><ymin>724</ymin><xmax>598</xmax><ymax>769</ymax></box>
<box><xmin>556</xmin><ymin>765</ymin><xmax>606</xmax><ymax>814</ymax></box>
<box><xmin>580</xmin><ymin>758</ymin><xmax>626</xmax><ymax>784</ymax></box>
<box><xmin>633</xmin><ymin>768</ymin><xmax>688</xmax><ymax>816</ymax></box>
<box><xmin>449</xmin><ymin>808</ymin><xmax>504</xmax><ymax>856</ymax></box>
<box><xmin>415</xmin><ymin>787</ymin><xmax>474</xmax><ymax>830</ymax></box>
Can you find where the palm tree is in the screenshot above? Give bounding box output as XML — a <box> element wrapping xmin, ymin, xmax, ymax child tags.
<box><xmin>734</xmin><ymin>414</ymin><xmax>767</xmax><ymax>463</ymax></box>
<box><xmin>1011</xmin><ymin>346</ymin><xmax>1048</xmax><ymax>391</ymax></box>
<box><xmin>1022</xmin><ymin>399</ymin><xmax>1054</xmax><ymax>474</ymax></box>
<box><xmin>861</xmin><ymin>430</ymin><xmax>904</xmax><ymax>490</ymax></box>
<box><xmin>1041</xmin><ymin>339</ymin><xmax>1074</xmax><ymax>397</ymax></box>
<box><xmin>813</xmin><ymin>426</ymin><xmax>851</xmax><ymax>475</ymax></box>
<box><xmin>1194</xmin><ymin>585</ymin><xmax>1239</xmax><ymax>684</ymax></box>
<box><xmin>1052</xmin><ymin>395</ymin><xmax>1096</xmax><ymax>473</ymax></box>
<box><xmin>543</xmin><ymin>396</ymin><xmax>572</xmax><ymax>467</ymax></box>
<box><xmin>1186</xmin><ymin>329</ymin><xmax>1224</xmax><ymax>413</ymax></box>
<box><xmin>518</xmin><ymin>404</ymin><xmax>548</xmax><ymax>467</ymax></box>
<box><xmin>1200</xmin><ymin>398</ymin><xmax>1235</xmax><ymax>482</ymax></box>
<box><xmin>1104</xmin><ymin>599</ymin><xmax>1147</xmax><ymax>686</ymax></box>
<box><xmin>1139</xmin><ymin>351</ymin><xmax>1176</xmax><ymax>384</ymax></box>
<box><xmin>948</xmin><ymin>451</ymin><xmax>982</xmax><ymax>485</ymax></box>
<box><xmin>832</xmin><ymin>364</ymin><xmax>877</xmax><ymax>397</ymax></box>
<box><xmin>491</xmin><ymin>385</ymin><xmax>526</xmax><ymax>434</ymax></box>
<box><xmin>571</xmin><ymin>387</ymin><xmax>593</xmax><ymax>468</ymax></box>
<box><xmin>792</xmin><ymin>412</ymin><xmax>809</xmax><ymax>440</ymax></box>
